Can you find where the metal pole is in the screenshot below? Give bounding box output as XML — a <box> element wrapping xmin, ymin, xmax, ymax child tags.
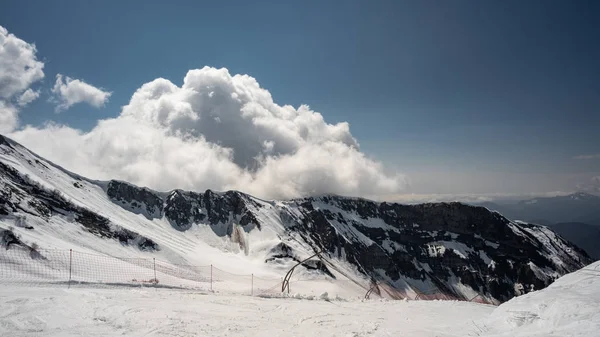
<box><xmin>282</xmin><ymin>250</ymin><xmax>321</xmax><ymax>293</ymax></box>
<box><xmin>68</xmin><ymin>249</ymin><xmax>72</xmax><ymax>288</ymax></box>
<box><xmin>210</xmin><ymin>264</ymin><xmax>213</xmax><ymax>291</ymax></box>
<box><xmin>153</xmin><ymin>258</ymin><xmax>157</xmax><ymax>283</ymax></box>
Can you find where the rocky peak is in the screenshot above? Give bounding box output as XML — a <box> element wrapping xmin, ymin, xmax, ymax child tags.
<box><xmin>106</xmin><ymin>180</ymin><xmax>163</xmax><ymax>219</ymax></box>
<box><xmin>163</xmin><ymin>189</ymin><xmax>262</xmax><ymax>230</ymax></box>
<box><xmin>105</xmin><ymin>185</ymin><xmax>264</xmax><ymax>232</ymax></box>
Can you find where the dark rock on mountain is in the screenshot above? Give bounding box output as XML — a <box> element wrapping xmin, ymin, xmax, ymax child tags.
<box><xmin>161</xmin><ymin>189</ymin><xmax>262</xmax><ymax>232</ymax></box>
<box><xmin>283</xmin><ymin>196</ymin><xmax>591</xmax><ymax>302</ymax></box>
<box><xmin>0</xmin><ymin>228</ymin><xmax>22</xmax><ymax>249</ymax></box>
<box><xmin>107</xmin><ymin>180</ymin><xmax>163</xmax><ymax>219</ymax></box>
<box><xmin>105</xmin><ymin>181</ymin><xmax>264</xmax><ymax>233</ymax></box>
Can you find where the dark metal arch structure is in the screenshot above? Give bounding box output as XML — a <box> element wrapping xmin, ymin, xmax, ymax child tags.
<box><xmin>281</xmin><ymin>250</ymin><xmax>374</xmax><ymax>298</ymax></box>
<box><xmin>281</xmin><ymin>250</ymin><xmax>322</xmax><ymax>293</ymax></box>
<box><xmin>364</xmin><ymin>279</ymin><xmax>381</xmax><ymax>300</ymax></box>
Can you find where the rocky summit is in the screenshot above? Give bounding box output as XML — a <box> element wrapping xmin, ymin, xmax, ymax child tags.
<box><xmin>0</xmin><ymin>134</ymin><xmax>592</xmax><ymax>303</ymax></box>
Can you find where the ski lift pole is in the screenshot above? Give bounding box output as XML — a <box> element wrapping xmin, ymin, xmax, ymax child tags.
<box><xmin>68</xmin><ymin>249</ymin><xmax>72</xmax><ymax>288</ymax></box>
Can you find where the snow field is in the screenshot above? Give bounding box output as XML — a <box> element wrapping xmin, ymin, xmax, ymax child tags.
<box><xmin>2</xmin><ymin>261</ymin><xmax>597</xmax><ymax>336</ymax></box>
<box><xmin>1</xmin><ymin>261</ymin><xmax>598</xmax><ymax>337</ymax></box>
<box><xmin>479</xmin><ymin>261</ymin><xmax>600</xmax><ymax>337</ymax></box>
<box><xmin>0</xmin><ymin>285</ymin><xmax>494</xmax><ymax>337</ymax></box>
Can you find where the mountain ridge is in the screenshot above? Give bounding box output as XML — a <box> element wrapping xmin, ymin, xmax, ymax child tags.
<box><xmin>0</xmin><ymin>134</ymin><xmax>592</xmax><ymax>303</ymax></box>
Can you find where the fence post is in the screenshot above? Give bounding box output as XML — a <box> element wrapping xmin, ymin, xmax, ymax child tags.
<box><xmin>210</xmin><ymin>264</ymin><xmax>213</xmax><ymax>291</ymax></box>
<box><xmin>68</xmin><ymin>249</ymin><xmax>72</xmax><ymax>288</ymax></box>
<box><xmin>251</xmin><ymin>274</ymin><xmax>254</xmax><ymax>296</ymax></box>
<box><xmin>153</xmin><ymin>258</ymin><xmax>157</xmax><ymax>283</ymax></box>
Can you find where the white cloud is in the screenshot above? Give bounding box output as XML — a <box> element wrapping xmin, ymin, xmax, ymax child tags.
<box><xmin>17</xmin><ymin>88</ymin><xmax>40</xmax><ymax>106</ymax></box>
<box><xmin>0</xmin><ymin>25</ymin><xmax>44</xmax><ymax>132</ymax></box>
<box><xmin>51</xmin><ymin>74</ymin><xmax>111</xmax><ymax>111</ymax></box>
<box><xmin>10</xmin><ymin>67</ymin><xmax>405</xmax><ymax>200</ymax></box>
<box><xmin>573</xmin><ymin>153</ymin><xmax>600</xmax><ymax>160</ymax></box>
<box><xmin>0</xmin><ymin>101</ymin><xmax>18</xmax><ymax>134</ymax></box>
<box><xmin>0</xmin><ymin>26</ymin><xmax>44</xmax><ymax>99</ymax></box>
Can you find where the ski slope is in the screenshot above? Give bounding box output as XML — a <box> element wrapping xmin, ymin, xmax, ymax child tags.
<box><xmin>480</xmin><ymin>261</ymin><xmax>600</xmax><ymax>337</ymax></box>
<box><xmin>0</xmin><ymin>261</ymin><xmax>598</xmax><ymax>337</ymax></box>
<box><xmin>0</xmin><ymin>286</ymin><xmax>493</xmax><ymax>337</ymax></box>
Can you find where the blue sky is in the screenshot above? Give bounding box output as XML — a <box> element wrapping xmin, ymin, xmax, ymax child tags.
<box><xmin>0</xmin><ymin>0</ymin><xmax>599</xmax><ymax>199</ymax></box>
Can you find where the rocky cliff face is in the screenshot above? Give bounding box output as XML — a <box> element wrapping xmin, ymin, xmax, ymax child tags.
<box><xmin>106</xmin><ymin>181</ymin><xmax>163</xmax><ymax>219</ymax></box>
<box><xmin>0</xmin><ymin>134</ymin><xmax>592</xmax><ymax>303</ymax></box>
<box><xmin>106</xmin><ymin>180</ymin><xmax>263</xmax><ymax>232</ymax></box>
<box><xmin>278</xmin><ymin>197</ymin><xmax>590</xmax><ymax>301</ymax></box>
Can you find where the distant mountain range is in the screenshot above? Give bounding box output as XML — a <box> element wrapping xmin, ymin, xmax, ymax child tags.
<box><xmin>479</xmin><ymin>192</ymin><xmax>600</xmax><ymax>226</ymax></box>
<box><xmin>477</xmin><ymin>193</ymin><xmax>600</xmax><ymax>259</ymax></box>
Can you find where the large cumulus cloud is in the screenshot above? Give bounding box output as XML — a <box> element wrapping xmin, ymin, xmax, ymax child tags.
<box><xmin>0</xmin><ymin>25</ymin><xmax>44</xmax><ymax>132</ymax></box>
<box><xmin>122</xmin><ymin>68</ymin><xmax>358</xmax><ymax>168</ymax></box>
<box><xmin>11</xmin><ymin>67</ymin><xmax>404</xmax><ymax>199</ymax></box>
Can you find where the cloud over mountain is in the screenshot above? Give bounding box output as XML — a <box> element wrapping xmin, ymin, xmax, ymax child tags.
<box><xmin>10</xmin><ymin>67</ymin><xmax>405</xmax><ymax>199</ymax></box>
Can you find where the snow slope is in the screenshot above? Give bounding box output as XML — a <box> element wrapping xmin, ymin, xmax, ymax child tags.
<box><xmin>479</xmin><ymin>260</ymin><xmax>600</xmax><ymax>337</ymax></box>
<box><xmin>0</xmin><ymin>285</ymin><xmax>494</xmax><ymax>337</ymax></box>
<box><xmin>0</xmin><ymin>261</ymin><xmax>598</xmax><ymax>337</ymax></box>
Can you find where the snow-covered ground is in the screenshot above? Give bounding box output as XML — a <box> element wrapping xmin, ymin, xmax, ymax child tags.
<box><xmin>480</xmin><ymin>261</ymin><xmax>600</xmax><ymax>337</ymax></box>
<box><xmin>0</xmin><ymin>286</ymin><xmax>493</xmax><ymax>337</ymax></box>
<box><xmin>1</xmin><ymin>261</ymin><xmax>598</xmax><ymax>337</ymax></box>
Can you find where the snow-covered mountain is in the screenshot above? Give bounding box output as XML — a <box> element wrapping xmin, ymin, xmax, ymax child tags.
<box><xmin>0</xmin><ymin>134</ymin><xmax>592</xmax><ymax>303</ymax></box>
